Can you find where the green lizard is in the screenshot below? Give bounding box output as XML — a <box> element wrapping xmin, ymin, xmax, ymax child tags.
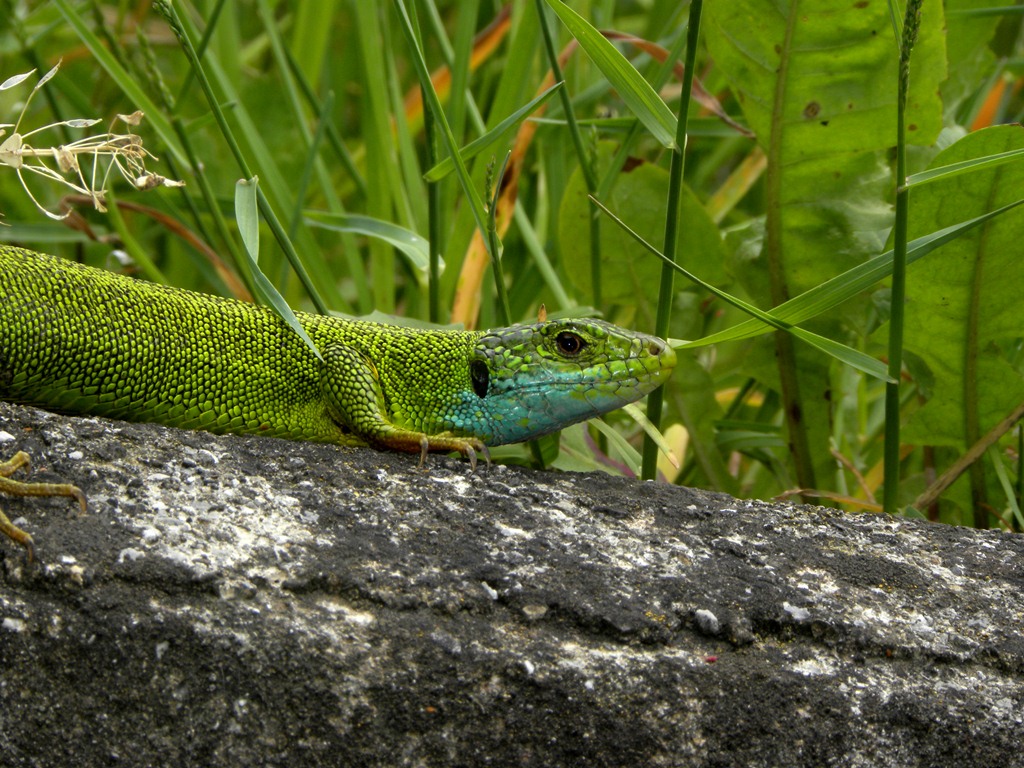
<box><xmin>0</xmin><ymin>246</ymin><xmax>676</xmax><ymax>559</ymax></box>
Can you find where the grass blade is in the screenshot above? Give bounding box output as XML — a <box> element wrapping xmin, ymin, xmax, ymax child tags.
<box><xmin>235</xmin><ymin>178</ymin><xmax>322</xmax><ymax>361</ymax></box>
<box><xmin>642</xmin><ymin>0</ymin><xmax>703</xmax><ymax>481</ymax></box>
<box><xmin>906</xmin><ymin>146</ymin><xmax>1024</xmax><ymax>188</ymax></box>
<box><xmin>541</xmin><ymin>0</ymin><xmax>677</xmax><ymax>148</ymax></box>
<box><xmin>423</xmin><ymin>81</ymin><xmax>563</xmax><ymax>182</ymax></box>
<box><xmin>305</xmin><ymin>211</ymin><xmax>431</xmax><ymax>276</ymax></box>
<box><xmin>592</xmin><ymin>197</ymin><xmax>893</xmax><ymax>382</ymax></box>
<box><xmin>691</xmin><ymin>198</ymin><xmax>1024</xmax><ymax>346</ymax></box>
<box><xmin>393</xmin><ymin>0</ymin><xmax>509</xmax><ymax>323</ymax></box>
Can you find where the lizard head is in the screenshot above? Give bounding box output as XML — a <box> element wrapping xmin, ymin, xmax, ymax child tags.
<box><xmin>461</xmin><ymin>318</ymin><xmax>676</xmax><ymax>446</ymax></box>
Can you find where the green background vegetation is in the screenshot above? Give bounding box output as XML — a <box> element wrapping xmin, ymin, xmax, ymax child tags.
<box><xmin>0</xmin><ymin>1</ymin><xmax>1022</xmax><ymax>527</ymax></box>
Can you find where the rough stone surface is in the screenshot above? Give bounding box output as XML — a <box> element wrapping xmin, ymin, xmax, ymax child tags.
<box><xmin>1</xmin><ymin>400</ymin><xmax>1023</xmax><ymax>767</ymax></box>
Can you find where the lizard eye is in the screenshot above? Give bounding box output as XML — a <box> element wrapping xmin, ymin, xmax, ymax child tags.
<box><xmin>470</xmin><ymin>360</ymin><xmax>490</xmax><ymax>398</ymax></box>
<box><xmin>555</xmin><ymin>331</ymin><xmax>586</xmax><ymax>357</ymax></box>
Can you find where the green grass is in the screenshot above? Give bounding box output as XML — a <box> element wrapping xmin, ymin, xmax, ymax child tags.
<box><xmin>1</xmin><ymin>1</ymin><xmax>1023</xmax><ymax>526</ymax></box>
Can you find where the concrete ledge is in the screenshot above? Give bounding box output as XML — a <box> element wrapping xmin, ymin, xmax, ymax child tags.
<box><xmin>0</xmin><ymin>400</ymin><xmax>1021</xmax><ymax>767</ymax></box>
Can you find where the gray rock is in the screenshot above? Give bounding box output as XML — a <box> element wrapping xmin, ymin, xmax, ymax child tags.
<box><xmin>0</xmin><ymin>399</ymin><xmax>1022</xmax><ymax>767</ymax></box>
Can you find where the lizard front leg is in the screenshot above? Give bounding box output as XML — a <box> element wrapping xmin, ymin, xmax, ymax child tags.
<box><xmin>320</xmin><ymin>344</ymin><xmax>488</xmax><ymax>469</ymax></box>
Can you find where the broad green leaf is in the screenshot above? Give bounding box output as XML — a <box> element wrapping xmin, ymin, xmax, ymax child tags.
<box><xmin>705</xmin><ymin>0</ymin><xmax>945</xmax><ymax>159</ymax></box>
<box><xmin>423</xmin><ymin>82</ymin><xmax>563</xmax><ymax>182</ymax></box>
<box><xmin>235</xmin><ymin>178</ymin><xmax>323</xmax><ymax>361</ymax></box>
<box><xmin>901</xmin><ymin>125</ymin><xmax>1024</xmax><ymax>448</ymax></box>
<box><xmin>305</xmin><ymin>211</ymin><xmax>432</xmax><ymax>275</ymax></box>
<box><xmin>541</xmin><ymin>0</ymin><xmax>677</xmax><ymax>148</ymax></box>
<box><xmin>559</xmin><ymin>143</ymin><xmax>726</xmax><ymax>319</ymax></box>
<box><xmin>690</xmin><ymin>198</ymin><xmax>1024</xmax><ymax>346</ymax></box>
<box><xmin>704</xmin><ymin>0</ymin><xmax>946</xmax><ymax>488</ymax></box>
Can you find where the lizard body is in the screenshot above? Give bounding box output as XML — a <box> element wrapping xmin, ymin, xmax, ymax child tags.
<box><xmin>0</xmin><ymin>246</ymin><xmax>675</xmax><ymax>556</ymax></box>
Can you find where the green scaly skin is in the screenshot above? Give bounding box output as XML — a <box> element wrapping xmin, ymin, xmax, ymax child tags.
<box><xmin>0</xmin><ymin>246</ymin><xmax>676</xmax><ymax>557</ymax></box>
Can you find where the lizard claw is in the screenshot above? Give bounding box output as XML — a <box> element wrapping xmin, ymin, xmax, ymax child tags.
<box><xmin>0</xmin><ymin>510</ymin><xmax>35</xmax><ymax>564</ymax></box>
<box><xmin>456</xmin><ymin>438</ymin><xmax>489</xmax><ymax>471</ymax></box>
<box><xmin>0</xmin><ymin>451</ymin><xmax>87</xmax><ymax>564</ymax></box>
<box><xmin>414</xmin><ymin>435</ymin><xmax>488</xmax><ymax>471</ymax></box>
